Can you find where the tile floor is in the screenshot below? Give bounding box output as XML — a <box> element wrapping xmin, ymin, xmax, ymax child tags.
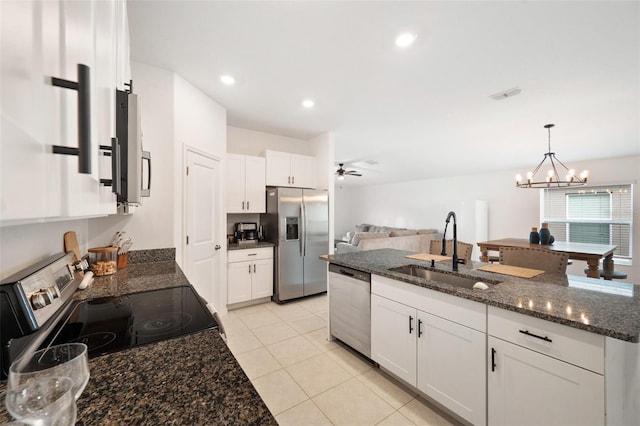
<box><xmin>220</xmin><ymin>294</ymin><xmax>462</xmax><ymax>426</ymax></box>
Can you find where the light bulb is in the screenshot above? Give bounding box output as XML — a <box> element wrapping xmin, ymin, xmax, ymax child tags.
<box><xmin>526</xmin><ymin>172</ymin><xmax>533</xmax><ymax>180</ymax></box>
<box><xmin>302</xmin><ymin>99</ymin><xmax>315</xmax><ymax>108</ymax></box>
<box><xmin>580</xmin><ymin>170</ymin><xmax>589</xmax><ymax>179</ymax></box>
<box><xmin>515</xmin><ymin>174</ymin><xmax>522</xmax><ymax>184</ymax></box>
<box><xmin>220</xmin><ymin>75</ymin><xmax>235</xmax><ymax>85</ymax></box>
<box><xmin>395</xmin><ymin>33</ymin><xmax>417</xmax><ymax>48</ymax></box>
<box><xmin>337</xmin><ymin>175</ymin><xmax>344</xmax><ymax>181</ymax></box>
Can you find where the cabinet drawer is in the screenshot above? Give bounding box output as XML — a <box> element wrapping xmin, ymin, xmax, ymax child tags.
<box><xmin>488</xmin><ymin>306</ymin><xmax>604</xmax><ymax>374</ymax></box>
<box><xmin>372</xmin><ymin>275</ymin><xmax>486</xmax><ymax>332</ymax></box>
<box><xmin>228</xmin><ymin>247</ymin><xmax>273</xmax><ymax>263</ymax></box>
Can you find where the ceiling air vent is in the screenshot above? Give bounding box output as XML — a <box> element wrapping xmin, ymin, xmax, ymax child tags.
<box><xmin>490</xmin><ymin>87</ymin><xmax>521</xmax><ymax>101</ymax></box>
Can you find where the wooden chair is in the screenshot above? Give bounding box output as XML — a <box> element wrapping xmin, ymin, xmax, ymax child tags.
<box><xmin>499</xmin><ymin>246</ymin><xmax>569</xmax><ymax>275</ymax></box>
<box><xmin>429</xmin><ymin>239</ymin><xmax>474</xmax><ymax>264</ymax></box>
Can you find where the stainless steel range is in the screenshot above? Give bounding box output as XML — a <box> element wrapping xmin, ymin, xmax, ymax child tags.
<box><xmin>1</xmin><ymin>252</ymin><xmax>218</xmax><ymax>379</ymax></box>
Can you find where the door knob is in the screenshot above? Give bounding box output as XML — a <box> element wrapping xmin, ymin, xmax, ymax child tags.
<box><xmin>214</xmin><ymin>244</ymin><xmax>221</xmax><ymax>250</ymax></box>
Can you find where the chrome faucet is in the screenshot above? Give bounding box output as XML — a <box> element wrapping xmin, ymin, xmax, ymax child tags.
<box><xmin>441</xmin><ymin>211</ymin><xmax>463</xmax><ymax>271</ymax></box>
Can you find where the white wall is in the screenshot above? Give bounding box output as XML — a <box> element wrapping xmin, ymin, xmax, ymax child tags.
<box><xmin>0</xmin><ymin>220</ymin><xmax>89</xmax><ymax>278</ymax></box>
<box><xmin>89</xmin><ymin>61</ymin><xmax>176</xmax><ymax>251</ymax></box>
<box><xmin>175</xmin><ymin>76</ymin><xmax>226</xmax><ymax>157</ymax></box>
<box><xmin>337</xmin><ymin>155</ymin><xmax>640</xmax><ymax>283</ymax></box>
<box><xmin>309</xmin><ymin>132</ymin><xmax>333</xmax><ymax>192</ymax></box>
<box><xmin>173</xmin><ymin>73</ymin><xmax>227</xmax><ymax>266</ymax></box>
<box><xmin>227</xmin><ymin>126</ymin><xmax>315</xmax><ymax>157</ymax></box>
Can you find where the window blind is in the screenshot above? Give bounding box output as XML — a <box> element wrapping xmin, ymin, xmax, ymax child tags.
<box><xmin>542</xmin><ymin>184</ymin><xmax>633</xmax><ymax>259</ymax></box>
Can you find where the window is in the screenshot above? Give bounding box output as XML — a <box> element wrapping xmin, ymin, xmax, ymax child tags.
<box><xmin>541</xmin><ymin>184</ymin><xmax>633</xmax><ymax>262</ymax></box>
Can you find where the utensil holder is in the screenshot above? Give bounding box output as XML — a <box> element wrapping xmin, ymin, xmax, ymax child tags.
<box><xmin>117</xmin><ymin>253</ymin><xmax>128</xmax><ymax>269</ymax></box>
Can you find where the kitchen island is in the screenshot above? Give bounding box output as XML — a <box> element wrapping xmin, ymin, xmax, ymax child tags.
<box><xmin>327</xmin><ymin>248</ymin><xmax>640</xmax><ymax>341</ymax></box>
<box><xmin>0</xmin><ymin>250</ymin><xmax>276</xmax><ymax>425</ymax></box>
<box><xmin>326</xmin><ymin>248</ymin><xmax>640</xmax><ymax>426</ymax></box>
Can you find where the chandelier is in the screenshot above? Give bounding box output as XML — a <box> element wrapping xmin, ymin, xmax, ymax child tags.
<box><xmin>515</xmin><ymin>124</ymin><xmax>588</xmax><ymax>188</ymax></box>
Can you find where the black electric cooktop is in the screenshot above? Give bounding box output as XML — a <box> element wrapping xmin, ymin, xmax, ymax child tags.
<box><xmin>45</xmin><ymin>286</ymin><xmax>217</xmax><ymax>358</ymax></box>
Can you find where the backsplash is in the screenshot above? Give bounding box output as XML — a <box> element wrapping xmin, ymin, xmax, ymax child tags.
<box><xmin>128</xmin><ymin>248</ymin><xmax>176</xmax><ymax>264</ymax></box>
<box><xmin>227</xmin><ymin>213</ymin><xmax>261</xmax><ymax>235</ymax></box>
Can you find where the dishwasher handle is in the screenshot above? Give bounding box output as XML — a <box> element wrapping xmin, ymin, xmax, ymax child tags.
<box><xmin>328</xmin><ymin>264</ymin><xmax>371</xmax><ymax>282</ymax></box>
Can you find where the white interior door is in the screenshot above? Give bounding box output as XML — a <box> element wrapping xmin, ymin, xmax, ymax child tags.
<box><xmin>185</xmin><ymin>150</ymin><xmax>221</xmax><ymax>308</ymax></box>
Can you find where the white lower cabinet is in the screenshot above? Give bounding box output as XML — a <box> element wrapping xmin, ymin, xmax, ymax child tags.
<box><xmin>487</xmin><ymin>306</ymin><xmax>605</xmax><ymax>426</ymax></box>
<box><xmin>371</xmin><ymin>294</ymin><xmax>417</xmax><ymax>385</ymax></box>
<box><xmin>418</xmin><ymin>312</ymin><xmax>486</xmax><ymax>426</ymax></box>
<box><xmin>371</xmin><ymin>276</ymin><xmax>486</xmax><ymax>425</ymax></box>
<box><xmin>487</xmin><ymin>336</ymin><xmax>604</xmax><ymax>426</ymax></box>
<box><xmin>227</xmin><ymin>247</ymin><xmax>273</xmax><ymax>304</ymax></box>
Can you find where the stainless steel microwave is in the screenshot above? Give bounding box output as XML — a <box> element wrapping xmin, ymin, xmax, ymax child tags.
<box><xmin>116</xmin><ymin>85</ymin><xmax>151</xmax><ymax>206</ymax></box>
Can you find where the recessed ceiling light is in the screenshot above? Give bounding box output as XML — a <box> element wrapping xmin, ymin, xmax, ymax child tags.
<box><xmin>395</xmin><ymin>33</ymin><xmax>417</xmax><ymax>48</ymax></box>
<box><xmin>220</xmin><ymin>75</ymin><xmax>235</xmax><ymax>85</ymax></box>
<box><xmin>302</xmin><ymin>99</ymin><xmax>315</xmax><ymax>108</ymax></box>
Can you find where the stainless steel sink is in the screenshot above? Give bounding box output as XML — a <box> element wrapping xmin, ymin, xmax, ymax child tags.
<box><xmin>388</xmin><ymin>265</ymin><xmax>500</xmax><ymax>289</ymax></box>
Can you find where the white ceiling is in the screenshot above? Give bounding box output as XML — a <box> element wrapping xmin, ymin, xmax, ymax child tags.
<box><xmin>127</xmin><ymin>1</ymin><xmax>640</xmax><ymax>186</ymax></box>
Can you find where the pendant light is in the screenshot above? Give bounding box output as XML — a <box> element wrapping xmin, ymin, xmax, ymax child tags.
<box><xmin>515</xmin><ymin>124</ymin><xmax>588</xmax><ymax>188</ymax></box>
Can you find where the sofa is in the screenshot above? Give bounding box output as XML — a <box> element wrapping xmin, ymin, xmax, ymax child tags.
<box><xmin>336</xmin><ymin>224</ymin><xmax>442</xmax><ymax>254</ymax></box>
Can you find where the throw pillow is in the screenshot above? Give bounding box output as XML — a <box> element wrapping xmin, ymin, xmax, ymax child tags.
<box><xmin>352</xmin><ymin>232</ymin><xmax>389</xmax><ymax>246</ymax></box>
<box><xmin>355</xmin><ymin>224</ymin><xmax>370</xmax><ymax>232</ymax></box>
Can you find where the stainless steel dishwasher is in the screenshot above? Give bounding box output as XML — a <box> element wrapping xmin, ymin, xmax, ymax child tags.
<box><xmin>329</xmin><ymin>263</ymin><xmax>371</xmax><ymax>358</ymax></box>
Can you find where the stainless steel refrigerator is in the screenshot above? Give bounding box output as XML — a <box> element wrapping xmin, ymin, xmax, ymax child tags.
<box><xmin>261</xmin><ymin>187</ymin><xmax>329</xmax><ymax>303</ymax></box>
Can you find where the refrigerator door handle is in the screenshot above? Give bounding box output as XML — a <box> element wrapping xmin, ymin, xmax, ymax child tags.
<box><xmin>301</xmin><ymin>202</ymin><xmax>306</xmax><ymax>257</ymax></box>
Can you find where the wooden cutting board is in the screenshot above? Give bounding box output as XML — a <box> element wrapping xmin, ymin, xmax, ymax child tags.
<box><xmin>64</xmin><ymin>231</ymin><xmax>81</xmax><ymax>261</ymax></box>
<box><xmin>477</xmin><ymin>264</ymin><xmax>545</xmax><ymax>278</ymax></box>
<box><xmin>405</xmin><ymin>253</ymin><xmax>451</xmax><ymax>263</ymax></box>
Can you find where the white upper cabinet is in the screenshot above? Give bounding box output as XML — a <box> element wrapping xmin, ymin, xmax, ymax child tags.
<box><xmin>226</xmin><ymin>154</ymin><xmax>266</xmax><ymax>213</ymax></box>
<box><xmin>265</xmin><ymin>150</ymin><xmax>316</xmax><ymax>188</ymax></box>
<box><xmin>0</xmin><ymin>0</ymin><xmax>128</xmax><ymax>225</ymax></box>
<box><xmin>289</xmin><ymin>153</ymin><xmax>316</xmax><ymax>188</ymax></box>
<box><xmin>1</xmin><ymin>0</ymin><xmax>62</xmax><ymax>222</ymax></box>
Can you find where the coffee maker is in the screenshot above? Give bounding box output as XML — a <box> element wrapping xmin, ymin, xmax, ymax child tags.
<box><xmin>234</xmin><ymin>222</ymin><xmax>261</xmax><ymax>244</ymax></box>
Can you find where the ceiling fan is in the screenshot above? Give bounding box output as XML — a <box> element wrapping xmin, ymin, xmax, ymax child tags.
<box><xmin>335</xmin><ymin>163</ymin><xmax>362</xmax><ymax>180</ymax></box>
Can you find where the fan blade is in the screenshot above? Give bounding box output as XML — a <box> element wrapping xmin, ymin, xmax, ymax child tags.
<box><xmin>345</xmin><ymin>171</ymin><xmax>362</xmax><ymax>176</ymax></box>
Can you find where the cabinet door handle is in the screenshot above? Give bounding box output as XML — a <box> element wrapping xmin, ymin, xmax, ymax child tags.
<box><xmin>248</xmin><ymin>253</ymin><xmax>257</xmax><ymax>256</ymax></box>
<box><xmin>418</xmin><ymin>319</ymin><xmax>423</xmax><ymax>338</ymax></box>
<box><xmin>491</xmin><ymin>348</ymin><xmax>496</xmax><ymax>372</ymax></box>
<box><xmin>242</xmin><ymin>201</ymin><xmax>245</xmax><ymax>210</ymax></box>
<box><xmin>247</xmin><ymin>201</ymin><xmax>250</xmax><ymax>210</ymax></box>
<box><xmin>51</xmin><ymin>64</ymin><xmax>92</xmax><ymax>174</ymax></box>
<box><xmin>519</xmin><ymin>329</ymin><xmax>553</xmax><ymax>343</ymax></box>
<box><xmin>98</xmin><ymin>138</ymin><xmax>121</xmax><ymax>195</ymax></box>
<box><xmin>288</xmin><ymin>176</ymin><xmax>291</xmax><ymax>184</ymax></box>
<box><xmin>409</xmin><ymin>315</ymin><xmax>414</xmax><ymax>334</ymax></box>
<box><xmin>111</xmin><ymin>137</ymin><xmax>121</xmax><ymax>195</ymax></box>
<box><xmin>141</xmin><ymin>151</ymin><xmax>151</xmax><ymax>197</ymax></box>
<box><xmin>248</xmin><ymin>264</ymin><xmax>251</xmax><ymax>274</ymax></box>
<box><xmin>292</xmin><ymin>176</ymin><xmax>295</xmax><ymax>185</ymax></box>
<box><xmin>253</xmin><ymin>264</ymin><xmax>256</xmax><ymax>273</ymax></box>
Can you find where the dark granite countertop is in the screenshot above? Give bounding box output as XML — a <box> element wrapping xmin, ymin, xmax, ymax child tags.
<box><xmin>1</xmin><ymin>254</ymin><xmax>276</xmax><ymax>425</ymax></box>
<box><xmin>228</xmin><ymin>241</ymin><xmax>275</xmax><ymax>251</ymax></box>
<box><xmin>327</xmin><ymin>249</ymin><xmax>640</xmax><ymax>342</ymax></box>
